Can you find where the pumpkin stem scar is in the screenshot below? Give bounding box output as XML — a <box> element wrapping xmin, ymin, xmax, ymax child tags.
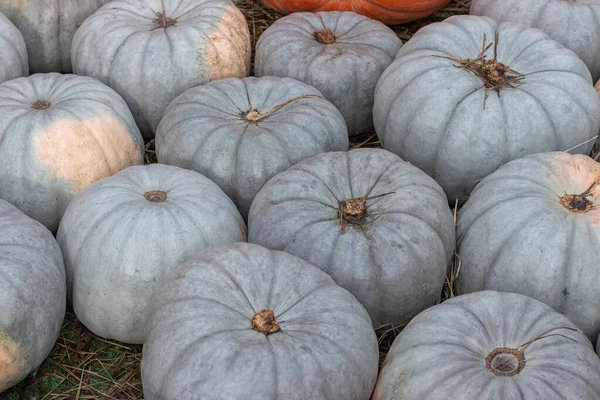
<box><xmin>485</xmin><ymin>326</ymin><xmax>577</xmax><ymax>377</ymax></box>
<box><xmin>144</xmin><ymin>190</ymin><xmax>167</xmax><ymax>203</ymax></box>
<box><xmin>560</xmin><ymin>178</ymin><xmax>600</xmax><ymax>213</ymax></box>
<box><xmin>242</xmin><ymin>95</ymin><xmax>322</xmax><ymax>123</ymax></box>
<box><xmin>434</xmin><ymin>31</ymin><xmax>524</xmax><ymax>109</ymax></box>
<box><xmin>31</xmin><ymin>100</ymin><xmax>51</xmax><ymax>110</ymax></box>
<box><xmin>336</xmin><ymin>191</ymin><xmax>395</xmax><ymax>233</ymax></box>
<box><xmin>313</xmin><ymin>28</ymin><xmax>336</xmax><ymax>44</ymax></box>
<box><xmin>252</xmin><ymin>309</ymin><xmax>280</xmax><ymax>335</ymax></box>
<box><xmin>0</xmin><ymin>332</ymin><xmax>23</xmax><ymax>391</ymax></box>
<box><xmin>151</xmin><ymin>11</ymin><xmax>177</xmax><ymax>30</ymax></box>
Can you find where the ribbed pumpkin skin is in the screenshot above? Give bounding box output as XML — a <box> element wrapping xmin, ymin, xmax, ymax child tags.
<box><xmin>0</xmin><ymin>12</ymin><xmax>28</xmax><ymax>84</ymax></box>
<box><xmin>156</xmin><ymin>76</ymin><xmax>349</xmax><ymax>219</ymax></box>
<box><xmin>471</xmin><ymin>0</ymin><xmax>600</xmax><ymax>82</ymax></box>
<box><xmin>72</xmin><ymin>0</ymin><xmax>251</xmax><ymax>139</ymax></box>
<box><xmin>248</xmin><ymin>149</ymin><xmax>455</xmax><ymax>327</ymax></box>
<box><xmin>57</xmin><ymin>164</ymin><xmax>245</xmax><ymax>344</ymax></box>
<box><xmin>142</xmin><ymin>243</ymin><xmax>379</xmax><ymax>400</ymax></box>
<box><xmin>0</xmin><ymin>200</ymin><xmax>66</xmax><ymax>393</ymax></box>
<box><xmin>0</xmin><ymin>0</ymin><xmax>110</xmax><ymax>73</ymax></box>
<box><xmin>0</xmin><ymin>73</ymin><xmax>144</xmax><ymax>233</ymax></box>
<box><xmin>259</xmin><ymin>0</ymin><xmax>451</xmax><ymax>25</ymax></box>
<box><xmin>373</xmin><ymin>291</ymin><xmax>600</xmax><ymax>400</ymax></box>
<box><xmin>374</xmin><ymin>15</ymin><xmax>600</xmax><ymax>203</ymax></box>
<box><xmin>456</xmin><ymin>152</ymin><xmax>600</xmax><ymax>341</ymax></box>
<box><xmin>254</xmin><ymin>12</ymin><xmax>402</xmax><ymax>135</ymax></box>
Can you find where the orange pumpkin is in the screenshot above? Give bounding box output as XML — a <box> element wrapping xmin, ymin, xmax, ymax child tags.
<box><xmin>258</xmin><ymin>0</ymin><xmax>451</xmax><ymax>25</ymax></box>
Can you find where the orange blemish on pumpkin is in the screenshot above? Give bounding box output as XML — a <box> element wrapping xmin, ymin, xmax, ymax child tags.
<box><xmin>33</xmin><ymin>114</ymin><xmax>143</xmax><ymax>193</ymax></box>
<box><xmin>205</xmin><ymin>6</ymin><xmax>251</xmax><ymax>80</ymax></box>
<box><xmin>595</xmin><ymin>80</ymin><xmax>600</xmax><ymax>97</ymax></box>
<box><xmin>0</xmin><ymin>332</ymin><xmax>24</xmax><ymax>392</ymax></box>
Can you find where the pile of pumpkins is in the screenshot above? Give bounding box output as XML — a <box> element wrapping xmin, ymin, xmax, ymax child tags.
<box><xmin>1</xmin><ymin>0</ymin><xmax>600</xmax><ymax>398</ymax></box>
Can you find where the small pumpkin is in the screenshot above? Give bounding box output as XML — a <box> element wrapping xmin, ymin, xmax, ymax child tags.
<box><xmin>0</xmin><ymin>73</ymin><xmax>144</xmax><ymax>233</ymax></box>
<box><xmin>258</xmin><ymin>0</ymin><xmax>451</xmax><ymax>25</ymax></box>
<box><xmin>142</xmin><ymin>242</ymin><xmax>379</xmax><ymax>400</ymax></box>
<box><xmin>374</xmin><ymin>15</ymin><xmax>600</xmax><ymax>203</ymax></box>
<box><xmin>471</xmin><ymin>0</ymin><xmax>600</xmax><ymax>82</ymax></box>
<box><xmin>0</xmin><ymin>0</ymin><xmax>110</xmax><ymax>73</ymax></box>
<box><xmin>248</xmin><ymin>148</ymin><xmax>455</xmax><ymax>327</ymax></box>
<box><xmin>57</xmin><ymin>164</ymin><xmax>245</xmax><ymax>344</ymax></box>
<box><xmin>456</xmin><ymin>152</ymin><xmax>600</xmax><ymax>341</ymax></box>
<box><xmin>0</xmin><ymin>200</ymin><xmax>66</xmax><ymax>393</ymax></box>
<box><xmin>72</xmin><ymin>0</ymin><xmax>251</xmax><ymax>139</ymax></box>
<box><xmin>373</xmin><ymin>291</ymin><xmax>600</xmax><ymax>400</ymax></box>
<box><xmin>156</xmin><ymin>76</ymin><xmax>349</xmax><ymax>218</ymax></box>
<box><xmin>254</xmin><ymin>11</ymin><xmax>402</xmax><ymax>135</ymax></box>
<box><xmin>0</xmin><ymin>12</ymin><xmax>27</xmax><ymax>84</ymax></box>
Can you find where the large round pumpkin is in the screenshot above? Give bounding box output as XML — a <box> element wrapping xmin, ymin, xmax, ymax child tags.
<box><xmin>259</xmin><ymin>0</ymin><xmax>451</xmax><ymax>25</ymax></box>
<box><xmin>0</xmin><ymin>12</ymin><xmax>27</xmax><ymax>84</ymax></box>
<box><xmin>470</xmin><ymin>0</ymin><xmax>600</xmax><ymax>82</ymax></box>
<box><xmin>0</xmin><ymin>200</ymin><xmax>66</xmax><ymax>393</ymax></box>
<box><xmin>248</xmin><ymin>148</ymin><xmax>455</xmax><ymax>327</ymax></box>
<box><xmin>156</xmin><ymin>76</ymin><xmax>349</xmax><ymax>218</ymax></box>
<box><xmin>254</xmin><ymin>11</ymin><xmax>402</xmax><ymax>135</ymax></box>
<box><xmin>72</xmin><ymin>0</ymin><xmax>251</xmax><ymax>139</ymax></box>
<box><xmin>57</xmin><ymin>164</ymin><xmax>245</xmax><ymax>344</ymax></box>
<box><xmin>0</xmin><ymin>73</ymin><xmax>144</xmax><ymax>233</ymax></box>
<box><xmin>373</xmin><ymin>291</ymin><xmax>600</xmax><ymax>400</ymax></box>
<box><xmin>456</xmin><ymin>151</ymin><xmax>600</xmax><ymax>341</ymax></box>
<box><xmin>142</xmin><ymin>242</ymin><xmax>379</xmax><ymax>400</ymax></box>
<box><xmin>0</xmin><ymin>0</ymin><xmax>110</xmax><ymax>73</ymax></box>
<box><xmin>373</xmin><ymin>15</ymin><xmax>600</xmax><ymax>203</ymax></box>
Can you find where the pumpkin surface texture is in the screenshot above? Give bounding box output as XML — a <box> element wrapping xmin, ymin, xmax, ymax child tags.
<box><xmin>456</xmin><ymin>152</ymin><xmax>600</xmax><ymax>342</ymax></box>
<box><xmin>156</xmin><ymin>76</ymin><xmax>349</xmax><ymax>219</ymax></box>
<box><xmin>373</xmin><ymin>15</ymin><xmax>600</xmax><ymax>203</ymax></box>
<box><xmin>0</xmin><ymin>12</ymin><xmax>28</xmax><ymax>84</ymax></box>
<box><xmin>72</xmin><ymin>0</ymin><xmax>251</xmax><ymax>139</ymax></box>
<box><xmin>470</xmin><ymin>0</ymin><xmax>600</xmax><ymax>82</ymax></box>
<box><xmin>373</xmin><ymin>291</ymin><xmax>600</xmax><ymax>400</ymax></box>
<box><xmin>141</xmin><ymin>243</ymin><xmax>379</xmax><ymax>400</ymax></box>
<box><xmin>0</xmin><ymin>0</ymin><xmax>111</xmax><ymax>73</ymax></box>
<box><xmin>254</xmin><ymin>11</ymin><xmax>402</xmax><ymax>135</ymax></box>
<box><xmin>258</xmin><ymin>0</ymin><xmax>451</xmax><ymax>25</ymax></box>
<box><xmin>248</xmin><ymin>148</ymin><xmax>455</xmax><ymax>327</ymax></box>
<box><xmin>56</xmin><ymin>164</ymin><xmax>245</xmax><ymax>344</ymax></box>
<box><xmin>0</xmin><ymin>200</ymin><xmax>66</xmax><ymax>393</ymax></box>
<box><xmin>0</xmin><ymin>73</ymin><xmax>144</xmax><ymax>233</ymax></box>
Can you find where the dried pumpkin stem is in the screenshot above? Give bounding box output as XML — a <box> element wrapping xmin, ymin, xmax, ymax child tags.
<box><xmin>314</xmin><ymin>28</ymin><xmax>336</xmax><ymax>44</ymax></box>
<box><xmin>560</xmin><ymin>178</ymin><xmax>600</xmax><ymax>213</ymax></box>
<box><xmin>31</xmin><ymin>100</ymin><xmax>51</xmax><ymax>110</ymax></box>
<box><xmin>152</xmin><ymin>11</ymin><xmax>177</xmax><ymax>30</ymax></box>
<box><xmin>252</xmin><ymin>309</ymin><xmax>280</xmax><ymax>335</ymax></box>
<box><xmin>337</xmin><ymin>191</ymin><xmax>395</xmax><ymax>232</ymax></box>
<box><xmin>144</xmin><ymin>190</ymin><xmax>167</xmax><ymax>203</ymax></box>
<box><xmin>243</xmin><ymin>95</ymin><xmax>322</xmax><ymax>123</ymax></box>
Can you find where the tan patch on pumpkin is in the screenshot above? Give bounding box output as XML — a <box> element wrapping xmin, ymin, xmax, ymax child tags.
<box><xmin>552</xmin><ymin>153</ymin><xmax>600</xmax><ymax>225</ymax></box>
<box><xmin>595</xmin><ymin>80</ymin><xmax>600</xmax><ymax>97</ymax></box>
<box><xmin>0</xmin><ymin>332</ymin><xmax>24</xmax><ymax>392</ymax></box>
<box><xmin>33</xmin><ymin>114</ymin><xmax>143</xmax><ymax>193</ymax></box>
<box><xmin>206</xmin><ymin>6</ymin><xmax>251</xmax><ymax>80</ymax></box>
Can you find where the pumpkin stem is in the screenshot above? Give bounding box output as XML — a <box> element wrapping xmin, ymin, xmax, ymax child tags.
<box><xmin>152</xmin><ymin>11</ymin><xmax>177</xmax><ymax>30</ymax></box>
<box><xmin>252</xmin><ymin>309</ymin><xmax>280</xmax><ymax>335</ymax></box>
<box><xmin>434</xmin><ymin>31</ymin><xmax>524</xmax><ymax>108</ymax></box>
<box><xmin>485</xmin><ymin>326</ymin><xmax>577</xmax><ymax>377</ymax></box>
<box><xmin>144</xmin><ymin>190</ymin><xmax>167</xmax><ymax>203</ymax></box>
<box><xmin>337</xmin><ymin>192</ymin><xmax>395</xmax><ymax>232</ymax></box>
<box><xmin>560</xmin><ymin>179</ymin><xmax>600</xmax><ymax>213</ymax></box>
<box><xmin>31</xmin><ymin>100</ymin><xmax>51</xmax><ymax>110</ymax></box>
<box><xmin>242</xmin><ymin>95</ymin><xmax>322</xmax><ymax>123</ymax></box>
<box><xmin>314</xmin><ymin>28</ymin><xmax>336</xmax><ymax>44</ymax></box>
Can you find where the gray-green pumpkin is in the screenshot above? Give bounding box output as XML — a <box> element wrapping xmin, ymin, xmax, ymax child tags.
<box><xmin>374</xmin><ymin>15</ymin><xmax>600</xmax><ymax>203</ymax></box>
<box><xmin>0</xmin><ymin>0</ymin><xmax>110</xmax><ymax>73</ymax></box>
<box><xmin>254</xmin><ymin>11</ymin><xmax>402</xmax><ymax>135</ymax></box>
<box><xmin>156</xmin><ymin>76</ymin><xmax>349</xmax><ymax>219</ymax></box>
<box><xmin>456</xmin><ymin>152</ymin><xmax>600</xmax><ymax>342</ymax></box>
<box><xmin>142</xmin><ymin>242</ymin><xmax>379</xmax><ymax>400</ymax></box>
<box><xmin>471</xmin><ymin>0</ymin><xmax>600</xmax><ymax>82</ymax></box>
<box><xmin>0</xmin><ymin>12</ymin><xmax>27</xmax><ymax>84</ymax></box>
<box><xmin>71</xmin><ymin>0</ymin><xmax>251</xmax><ymax>139</ymax></box>
<box><xmin>57</xmin><ymin>164</ymin><xmax>245</xmax><ymax>344</ymax></box>
<box><xmin>374</xmin><ymin>291</ymin><xmax>600</xmax><ymax>400</ymax></box>
<box><xmin>0</xmin><ymin>200</ymin><xmax>66</xmax><ymax>393</ymax></box>
<box><xmin>248</xmin><ymin>148</ymin><xmax>455</xmax><ymax>328</ymax></box>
